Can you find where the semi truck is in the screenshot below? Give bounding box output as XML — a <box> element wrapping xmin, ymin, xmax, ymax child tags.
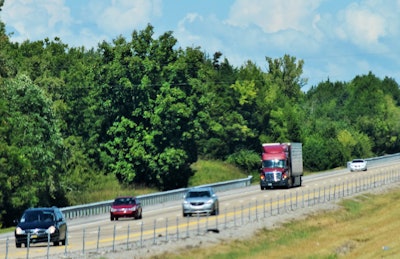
<box><xmin>260</xmin><ymin>142</ymin><xmax>303</xmax><ymax>190</ymax></box>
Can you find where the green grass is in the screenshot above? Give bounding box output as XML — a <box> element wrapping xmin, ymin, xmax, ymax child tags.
<box><xmin>66</xmin><ymin>159</ymin><xmax>247</xmax><ymax>205</ymax></box>
<box><xmin>189</xmin><ymin>160</ymin><xmax>248</xmax><ymax>186</ymax></box>
<box><xmin>0</xmin><ymin>226</ymin><xmax>14</xmax><ymax>234</ymax></box>
<box><xmin>155</xmin><ymin>187</ymin><xmax>400</xmax><ymax>259</ymax></box>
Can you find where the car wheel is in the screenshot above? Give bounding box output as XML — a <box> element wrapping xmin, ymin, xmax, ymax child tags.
<box><xmin>110</xmin><ymin>216</ymin><xmax>114</xmax><ymax>221</ymax></box>
<box><xmin>16</xmin><ymin>243</ymin><xmax>21</xmax><ymax>248</ymax></box>
<box><xmin>135</xmin><ymin>211</ymin><xmax>142</xmax><ymax>220</ymax></box>
<box><xmin>61</xmin><ymin>239</ymin><xmax>66</xmax><ymax>246</ymax></box>
<box><xmin>53</xmin><ymin>241</ymin><xmax>60</xmax><ymax>246</ymax></box>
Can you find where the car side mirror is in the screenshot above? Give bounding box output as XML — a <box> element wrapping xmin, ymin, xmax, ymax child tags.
<box><xmin>13</xmin><ymin>219</ymin><xmax>19</xmax><ymax>225</ymax></box>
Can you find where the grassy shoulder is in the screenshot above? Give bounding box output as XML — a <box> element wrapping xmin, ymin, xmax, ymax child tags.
<box><xmin>189</xmin><ymin>159</ymin><xmax>249</xmax><ymax>186</ymax></box>
<box><xmin>156</xmin><ymin>186</ymin><xmax>400</xmax><ymax>259</ymax></box>
<box><xmin>66</xmin><ymin>159</ymin><xmax>249</xmax><ymax>205</ymax></box>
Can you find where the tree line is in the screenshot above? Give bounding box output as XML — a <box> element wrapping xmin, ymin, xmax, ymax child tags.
<box><xmin>1</xmin><ymin>18</ymin><xmax>400</xmax><ymax>227</ymax></box>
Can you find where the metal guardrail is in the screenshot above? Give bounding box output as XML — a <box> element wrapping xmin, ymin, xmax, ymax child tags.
<box><xmin>61</xmin><ymin>152</ymin><xmax>400</xmax><ymax>220</ymax></box>
<box><xmin>60</xmin><ymin>175</ymin><xmax>254</xmax><ymax>220</ymax></box>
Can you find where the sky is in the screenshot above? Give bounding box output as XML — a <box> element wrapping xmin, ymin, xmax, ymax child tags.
<box><xmin>1</xmin><ymin>0</ymin><xmax>400</xmax><ymax>91</ymax></box>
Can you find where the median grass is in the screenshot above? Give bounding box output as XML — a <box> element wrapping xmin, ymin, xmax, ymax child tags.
<box><xmin>155</xmin><ymin>187</ymin><xmax>400</xmax><ymax>259</ymax></box>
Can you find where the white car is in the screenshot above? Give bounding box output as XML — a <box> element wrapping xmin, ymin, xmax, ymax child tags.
<box><xmin>349</xmin><ymin>159</ymin><xmax>367</xmax><ymax>172</ymax></box>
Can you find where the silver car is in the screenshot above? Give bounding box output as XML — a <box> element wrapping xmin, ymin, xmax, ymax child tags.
<box><xmin>349</xmin><ymin>159</ymin><xmax>367</xmax><ymax>172</ymax></box>
<box><xmin>182</xmin><ymin>187</ymin><xmax>219</xmax><ymax>217</ymax></box>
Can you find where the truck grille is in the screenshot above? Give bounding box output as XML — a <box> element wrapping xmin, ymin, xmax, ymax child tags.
<box><xmin>265</xmin><ymin>171</ymin><xmax>281</xmax><ymax>182</ymax></box>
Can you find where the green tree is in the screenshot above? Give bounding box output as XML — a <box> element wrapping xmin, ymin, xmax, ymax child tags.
<box><xmin>261</xmin><ymin>55</ymin><xmax>306</xmax><ymax>143</ymax></box>
<box><xmin>0</xmin><ymin>75</ymin><xmax>66</xmax><ymax>226</ymax></box>
<box><xmin>99</xmin><ymin>25</ymin><xmax>205</xmax><ymax>190</ymax></box>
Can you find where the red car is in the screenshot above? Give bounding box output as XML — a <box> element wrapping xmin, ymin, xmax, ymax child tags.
<box><xmin>110</xmin><ymin>196</ymin><xmax>142</xmax><ymax>221</ymax></box>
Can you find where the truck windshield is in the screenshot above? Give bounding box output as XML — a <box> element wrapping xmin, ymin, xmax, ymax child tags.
<box><xmin>262</xmin><ymin>159</ymin><xmax>286</xmax><ymax>168</ymax></box>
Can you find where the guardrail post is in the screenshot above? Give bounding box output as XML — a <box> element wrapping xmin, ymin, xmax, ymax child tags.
<box><xmin>234</xmin><ymin>207</ymin><xmax>237</xmax><ymax>227</ymax></box>
<box><xmin>5</xmin><ymin>237</ymin><xmax>9</xmax><ymax>259</ymax></box>
<box><xmin>140</xmin><ymin>222</ymin><xmax>144</xmax><ymax>248</ymax></box>
<box><xmin>64</xmin><ymin>227</ymin><xmax>68</xmax><ymax>256</ymax></box>
<box><xmin>186</xmin><ymin>216</ymin><xmax>190</xmax><ymax>238</ymax></box>
<box><xmin>47</xmin><ymin>232</ymin><xmax>50</xmax><ymax>259</ymax></box>
<box><xmin>197</xmin><ymin>214</ymin><xmax>200</xmax><ymax>235</ymax></box>
<box><xmin>27</xmin><ymin>232</ymin><xmax>30</xmax><ymax>259</ymax></box>
<box><xmin>82</xmin><ymin>228</ymin><xmax>85</xmax><ymax>255</ymax></box>
<box><xmin>255</xmin><ymin>200</ymin><xmax>258</xmax><ymax>221</ymax></box>
<box><xmin>165</xmin><ymin>218</ymin><xmax>168</xmax><ymax>242</ymax></box>
<box><xmin>176</xmin><ymin>216</ymin><xmax>179</xmax><ymax>240</ymax></box>
<box><xmin>112</xmin><ymin>225</ymin><xmax>116</xmax><ymax>252</ymax></box>
<box><xmin>241</xmin><ymin>204</ymin><xmax>244</xmax><ymax>225</ymax></box>
<box><xmin>153</xmin><ymin>219</ymin><xmax>157</xmax><ymax>245</ymax></box>
<box><xmin>96</xmin><ymin>226</ymin><xmax>100</xmax><ymax>252</ymax></box>
<box><xmin>224</xmin><ymin>208</ymin><xmax>228</xmax><ymax>229</ymax></box>
<box><xmin>126</xmin><ymin>225</ymin><xmax>130</xmax><ymax>250</ymax></box>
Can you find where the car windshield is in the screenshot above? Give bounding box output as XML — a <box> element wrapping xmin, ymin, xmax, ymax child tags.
<box><xmin>352</xmin><ymin>160</ymin><xmax>365</xmax><ymax>163</ymax></box>
<box><xmin>187</xmin><ymin>191</ymin><xmax>211</xmax><ymax>198</ymax></box>
<box><xmin>114</xmin><ymin>197</ymin><xmax>135</xmax><ymax>205</ymax></box>
<box><xmin>21</xmin><ymin>211</ymin><xmax>55</xmax><ymax>223</ymax></box>
<box><xmin>262</xmin><ymin>159</ymin><xmax>286</xmax><ymax>168</ymax></box>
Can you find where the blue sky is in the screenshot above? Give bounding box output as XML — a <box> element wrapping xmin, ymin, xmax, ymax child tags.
<box><xmin>1</xmin><ymin>0</ymin><xmax>399</xmax><ymax>90</ymax></box>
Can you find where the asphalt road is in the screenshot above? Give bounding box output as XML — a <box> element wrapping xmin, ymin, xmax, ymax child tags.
<box><xmin>1</xmin><ymin>159</ymin><xmax>399</xmax><ymax>259</ymax></box>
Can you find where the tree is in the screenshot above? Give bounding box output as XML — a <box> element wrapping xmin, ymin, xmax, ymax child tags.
<box><xmin>99</xmin><ymin>25</ymin><xmax>203</xmax><ymax>190</ymax></box>
<box><xmin>266</xmin><ymin>54</ymin><xmax>306</xmax><ymax>102</ymax></box>
<box><xmin>0</xmin><ymin>75</ymin><xmax>65</xmax><ymax>226</ymax></box>
<box><xmin>261</xmin><ymin>55</ymin><xmax>306</xmax><ymax>143</ymax></box>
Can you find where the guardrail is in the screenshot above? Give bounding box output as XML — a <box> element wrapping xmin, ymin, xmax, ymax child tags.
<box><xmin>60</xmin><ymin>175</ymin><xmax>254</xmax><ymax>220</ymax></box>
<box><xmin>61</xmin><ymin>152</ymin><xmax>400</xmax><ymax>220</ymax></box>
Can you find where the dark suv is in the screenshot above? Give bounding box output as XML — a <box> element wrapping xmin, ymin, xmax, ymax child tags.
<box><xmin>14</xmin><ymin>207</ymin><xmax>67</xmax><ymax>248</ymax></box>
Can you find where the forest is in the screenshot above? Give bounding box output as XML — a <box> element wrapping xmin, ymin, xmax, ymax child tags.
<box><xmin>1</xmin><ymin>13</ymin><xmax>400</xmax><ymax>227</ymax></box>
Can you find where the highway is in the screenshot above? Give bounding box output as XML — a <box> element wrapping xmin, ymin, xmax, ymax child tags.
<box><xmin>1</xmin><ymin>159</ymin><xmax>400</xmax><ymax>259</ymax></box>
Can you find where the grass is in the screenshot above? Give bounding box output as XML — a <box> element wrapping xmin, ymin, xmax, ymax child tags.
<box><xmin>154</xmin><ymin>187</ymin><xmax>400</xmax><ymax>259</ymax></box>
<box><xmin>0</xmin><ymin>227</ymin><xmax>13</xmax><ymax>234</ymax></box>
<box><xmin>189</xmin><ymin>160</ymin><xmax>248</xmax><ymax>186</ymax></box>
<box><xmin>67</xmin><ymin>159</ymin><xmax>246</xmax><ymax>205</ymax></box>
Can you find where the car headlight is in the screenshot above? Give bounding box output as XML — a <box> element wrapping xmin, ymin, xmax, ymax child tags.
<box><xmin>206</xmin><ymin>199</ymin><xmax>214</xmax><ymax>204</ymax></box>
<box><xmin>15</xmin><ymin>227</ymin><xmax>25</xmax><ymax>235</ymax></box>
<box><xmin>183</xmin><ymin>200</ymin><xmax>189</xmax><ymax>205</ymax></box>
<box><xmin>46</xmin><ymin>226</ymin><xmax>56</xmax><ymax>234</ymax></box>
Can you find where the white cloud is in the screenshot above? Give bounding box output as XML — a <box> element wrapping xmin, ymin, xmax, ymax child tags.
<box><xmin>337</xmin><ymin>3</ymin><xmax>386</xmax><ymax>50</ymax></box>
<box><xmin>227</xmin><ymin>0</ymin><xmax>321</xmax><ymax>33</ymax></box>
<box><xmin>335</xmin><ymin>0</ymin><xmax>400</xmax><ymax>54</ymax></box>
<box><xmin>94</xmin><ymin>0</ymin><xmax>162</xmax><ymax>34</ymax></box>
<box><xmin>2</xmin><ymin>0</ymin><xmax>72</xmax><ymax>41</ymax></box>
